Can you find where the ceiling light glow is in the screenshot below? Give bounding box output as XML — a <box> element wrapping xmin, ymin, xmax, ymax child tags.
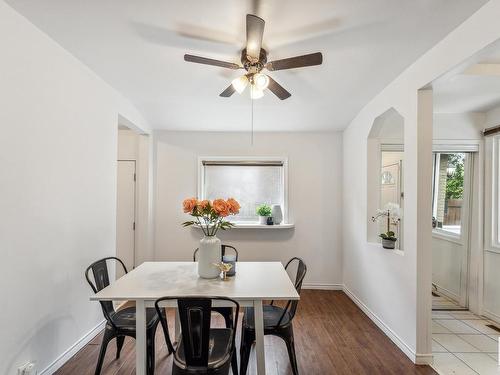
<box><xmin>232</xmin><ymin>75</ymin><xmax>249</xmax><ymax>94</ymax></box>
<box><xmin>253</xmin><ymin>73</ymin><xmax>269</xmax><ymax>90</ymax></box>
<box><xmin>250</xmin><ymin>86</ymin><xmax>264</xmax><ymax>99</ymax></box>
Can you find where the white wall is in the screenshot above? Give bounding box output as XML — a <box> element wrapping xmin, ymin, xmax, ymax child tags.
<box><xmin>343</xmin><ymin>0</ymin><xmax>500</xmax><ymax>364</ymax></box>
<box><xmin>0</xmin><ymin>2</ymin><xmax>149</xmax><ymax>373</ymax></box>
<box><xmin>434</xmin><ymin>113</ymin><xmax>485</xmax><ymax>140</ymax></box>
<box><xmin>153</xmin><ymin>131</ymin><xmax>343</xmax><ymax>288</ymax></box>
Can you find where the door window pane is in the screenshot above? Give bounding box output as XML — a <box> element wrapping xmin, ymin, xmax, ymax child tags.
<box><xmin>432</xmin><ymin>153</ymin><xmax>465</xmax><ymax>235</ymax></box>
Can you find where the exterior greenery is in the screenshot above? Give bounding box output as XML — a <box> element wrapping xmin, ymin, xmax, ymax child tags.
<box><xmin>446</xmin><ymin>154</ymin><xmax>464</xmax><ymax>200</ymax></box>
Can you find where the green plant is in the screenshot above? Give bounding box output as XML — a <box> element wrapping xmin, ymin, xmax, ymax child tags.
<box><xmin>256</xmin><ymin>204</ymin><xmax>272</xmax><ymax>217</ymax></box>
<box><xmin>379</xmin><ymin>231</ymin><xmax>397</xmax><ymax>241</ymax></box>
<box><xmin>446</xmin><ymin>154</ymin><xmax>464</xmax><ymax>200</ymax></box>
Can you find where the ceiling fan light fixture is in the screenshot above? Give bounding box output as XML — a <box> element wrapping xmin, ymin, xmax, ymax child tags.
<box><xmin>231</xmin><ymin>75</ymin><xmax>249</xmax><ymax>94</ymax></box>
<box><xmin>253</xmin><ymin>73</ymin><xmax>269</xmax><ymax>90</ymax></box>
<box><xmin>250</xmin><ymin>86</ymin><xmax>264</xmax><ymax>100</ymax></box>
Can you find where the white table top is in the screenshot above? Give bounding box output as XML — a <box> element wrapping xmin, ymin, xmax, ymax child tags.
<box><xmin>91</xmin><ymin>261</ymin><xmax>299</xmax><ymax>301</ymax></box>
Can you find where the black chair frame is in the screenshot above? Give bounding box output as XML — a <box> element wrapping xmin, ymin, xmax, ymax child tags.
<box><xmin>240</xmin><ymin>257</ymin><xmax>307</xmax><ymax>375</ymax></box>
<box><xmin>85</xmin><ymin>257</ymin><xmax>172</xmax><ymax>375</ymax></box>
<box><xmin>193</xmin><ymin>245</ymin><xmax>239</xmax><ymax>330</ymax></box>
<box><xmin>155</xmin><ymin>296</ymin><xmax>240</xmax><ymax>375</ymax></box>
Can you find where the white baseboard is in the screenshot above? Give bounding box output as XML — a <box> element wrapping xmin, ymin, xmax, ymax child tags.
<box><xmin>483</xmin><ymin>308</ymin><xmax>500</xmax><ymax>325</ymax></box>
<box><xmin>40</xmin><ymin>320</ymin><xmax>105</xmax><ymax>375</ymax></box>
<box><xmin>433</xmin><ymin>284</ymin><xmax>461</xmax><ymax>304</ymax></box>
<box><xmin>303</xmin><ymin>283</ymin><xmax>343</xmax><ymax>290</ymax></box>
<box><xmin>342</xmin><ymin>286</ymin><xmax>431</xmax><ymax>365</ymax></box>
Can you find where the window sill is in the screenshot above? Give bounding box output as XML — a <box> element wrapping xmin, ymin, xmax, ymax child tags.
<box><xmin>194</xmin><ymin>223</ymin><xmax>295</xmax><ymax>229</ymax></box>
<box><xmin>432</xmin><ymin>230</ymin><xmax>462</xmax><ymax>244</ymax></box>
<box><xmin>368</xmin><ymin>242</ymin><xmax>404</xmax><ymax>255</ymax></box>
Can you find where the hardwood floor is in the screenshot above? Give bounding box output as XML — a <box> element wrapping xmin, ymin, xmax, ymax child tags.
<box><xmin>55</xmin><ymin>290</ymin><xmax>436</xmax><ymax>374</ymax></box>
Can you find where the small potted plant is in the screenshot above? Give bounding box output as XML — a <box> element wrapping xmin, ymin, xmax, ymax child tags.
<box><xmin>256</xmin><ymin>204</ymin><xmax>272</xmax><ymax>225</ymax></box>
<box><xmin>372</xmin><ymin>203</ymin><xmax>400</xmax><ymax>249</ymax></box>
<box><xmin>379</xmin><ymin>230</ymin><xmax>397</xmax><ymax>249</ymax></box>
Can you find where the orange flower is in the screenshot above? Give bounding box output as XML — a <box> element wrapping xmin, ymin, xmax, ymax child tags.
<box><xmin>197</xmin><ymin>199</ymin><xmax>210</xmax><ymax>210</ymax></box>
<box><xmin>212</xmin><ymin>199</ymin><xmax>230</xmax><ymax>217</ymax></box>
<box><xmin>182</xmin><ymin>197</ymin><xmax>198</xmax><ymax>213</ymax></box>
<box><xmin>226</xmin><ymin>198</ymin><xmax>240</xmax><ymax>215</ymax></box>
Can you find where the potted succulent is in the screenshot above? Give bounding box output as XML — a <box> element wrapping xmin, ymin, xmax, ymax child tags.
<box><xmin>256</xmin><ymin>204</ymin><xmax>272</xmax><ymax>225</ymax></box>
<box><xmin>372</xmin><ymin>203</ymin><xmax>401</xmax><ymax>249</ymax></box>
<box><xmin>379</xmin><ymin>230</ymin><xmax>397</xmax><ymax>249</ymax></box>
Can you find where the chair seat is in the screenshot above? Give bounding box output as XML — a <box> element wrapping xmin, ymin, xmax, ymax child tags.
<box><xmin>108</xmin><ymin>307</ymin><xmax>160</xmax><ymax>330</ymax></box>
<box><xmin>243</xmin><ymin>305</ymin><xmax>291</xmax><ymax>329</ymax></box>
<box><xmin>174</xmin><ymin>328</ymin><xmax>233</xmax><ymax>369</ymax></box>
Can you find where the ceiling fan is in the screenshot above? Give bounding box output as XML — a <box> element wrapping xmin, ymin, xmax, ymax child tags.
<box><xmin>184</xmin><ymin>14</ymin><xmax>323</xmax><ymax>100</ymax></box>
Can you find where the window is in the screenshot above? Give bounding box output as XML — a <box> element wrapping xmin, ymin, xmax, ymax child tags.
<box><xmin>199</xmin><ymin>157</ymin><xmax>287</xmax><ymax>223</ymax></box>
<box><xmin>432</xmin><ymin>153</ymin><xmax>466</xmax><ymax>236</ymax></box>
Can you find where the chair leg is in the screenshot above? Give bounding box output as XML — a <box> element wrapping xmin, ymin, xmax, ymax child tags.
<box><xmin>160</xmin><ymin>310</ymin><xmax>175</xmax><ymax>354</ymax></box>
<box><xmin>239</xmin><ymin>328</ymin><xmax>254</xmax><ymax>375</ymax></box>
<box><xmin>116</xmin><ymin>335</ymin><xmax>125</xmax><ymax>359</ymax></box>
<box><xmin>283</xmin><ymin>326</ymin><xmax>299</xmax><ymax>375</ymax></box>
<box><xmin>231</xmin><ymin>350</ymin><xmax>238</xmax><ymax>375</ymax></box>
<box><xmin>146</xmin><ymin>329</ymin><xmax>156</xmax><ymax>375</ymax></box>
<box><xmin>223</xmin><ymin>309</ymin><xmax>233</xmax><ymax>329</ymax></box>
<box><xmin>95</xmin><ymin>329</ymin><xmax>114</xmax><ymax>375</ymax></box>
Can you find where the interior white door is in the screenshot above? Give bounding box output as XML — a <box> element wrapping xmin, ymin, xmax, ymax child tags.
<box><xmin>116</xmin><ymin>160</ymin><xmax>136</xmax><ymax>278</ymax></box>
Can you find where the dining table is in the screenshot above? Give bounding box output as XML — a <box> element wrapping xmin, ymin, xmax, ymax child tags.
<box><xmin>90</xmin><ymin>261</ymin><xmax>299</xmax><ymax>375</ymax></box>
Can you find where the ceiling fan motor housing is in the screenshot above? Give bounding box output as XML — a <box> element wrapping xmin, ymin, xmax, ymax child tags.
<box><xmin>241</xmin><ymin>48</ymin><xmax>267</xmax><ymax>73</ymax></box>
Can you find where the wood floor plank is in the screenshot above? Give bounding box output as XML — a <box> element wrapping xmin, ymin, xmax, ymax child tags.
<box><xmin>55</xmin><ymin>290</ymin><xmax>436</xmax><ymax>374</ymax></box>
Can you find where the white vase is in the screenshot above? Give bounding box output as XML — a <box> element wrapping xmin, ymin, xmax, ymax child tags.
<box><xmin>259</xmin><ymin>216</ymin><xmax>268</xmax><ymax>225</ymax></box>
<box><xmin>197</xmin><ymin>235</ymin><xmax>222</xmax><ymax>279</ymax></box>
<box><xmin>271</xmin><ymin>205</ymin><xmax>283</xmax><ymax>225</ymax></box>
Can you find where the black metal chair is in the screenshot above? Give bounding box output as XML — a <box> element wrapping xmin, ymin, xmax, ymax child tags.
<box><xmin>155</xmin><ymin>296</ymin><xmax>240</xmax><ymax>375</ymax></box>
<box><xmin>193</xmin><ymin>244</ymin><xmax>238</xmax><ymax>262</ymax></box>
<box><xmin>239</xmin><ymin>257</ymin><xmax>307</xmax><ymax>375</ymax></box>
<box><xmin>85</xmin><ymin>257</ymin><xmax>173</xmax><ymax>375</ymax></box>
<box><xmin>193</xmin><ymin>245</ymin><xmax>239</xmax><ymax>329</ymax></box>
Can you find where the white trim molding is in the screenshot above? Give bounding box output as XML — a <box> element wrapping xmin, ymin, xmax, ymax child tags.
<box><xmin>343</xmin><ymin>286</ymin><xmax>432</xmax><ymax>365</ymax></box>
<box><xmin>40</xmin><ymin>320</ymin><xmax>105</xmax><ymax>375</ymax></box>
<box><xmin>302</xmin><ymin>283</ymin><xmax>343</xmax><ymax>290</ymax></box>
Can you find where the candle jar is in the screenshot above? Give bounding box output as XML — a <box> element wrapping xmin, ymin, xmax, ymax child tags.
<box><xmin>222</xmin><ymin>254</ymin><xmax>236</xmax><ymax>276</ymax></box>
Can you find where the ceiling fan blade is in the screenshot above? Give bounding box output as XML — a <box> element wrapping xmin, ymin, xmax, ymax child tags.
<box><xmin>266</xmin><ymin>52</ymin><xmax>323</xmax><ymax>71</ymax></box>
<box><xmin>246</xmin><ymin>14</ymin><xmax>265</xmax><ymax>61</ymax></box>
<box><xmin>267</xmin><ymin>76</ymin><xmax>291</xmax><ymax>100</ymax></box>
<box><xmin>219</xmin><ymin>84</ymin><xmax>236</xmax><ymax>97</ymax></box>
<box><xmin>184</xmin><ymin>54</ymin><xmax>241</xmax><ymax>70</ymax></box>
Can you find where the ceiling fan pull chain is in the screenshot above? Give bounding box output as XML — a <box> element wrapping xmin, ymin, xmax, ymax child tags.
<box><xmin>251</xmin><ymin>86</ymin><xmax>254</xmax><ymax>146</ymax></box>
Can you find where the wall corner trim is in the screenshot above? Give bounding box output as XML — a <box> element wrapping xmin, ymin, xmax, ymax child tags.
<box><xmin>342</xmin><ymin>286</ymin><xmax>431</xmax><ymax>365</ymax></box>
<box><xmin>39</xmin><ymin>320</ymin><xmax>105</xmax><ymax>375</ymax></box>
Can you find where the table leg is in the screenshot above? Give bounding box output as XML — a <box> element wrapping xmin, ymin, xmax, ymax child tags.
<box><xmin>136</xmin><ymin>299</ymin><xmax>146</xmax><ymax>375</ymax></box>
<box><xmin>254</xmin><ymin>299</ymin><xmax>266</xmax><ymax>375</ymax></box>
<box><xmin>174</xmin><ymin>308</ymin><xmax>181</xmax><ymax>344</ymax></box>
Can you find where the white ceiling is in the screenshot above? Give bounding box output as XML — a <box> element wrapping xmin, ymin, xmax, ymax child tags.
<box><xmin>7</xmin><ymin>0</ymin><xmax>488</xmax><ymax>131</ymax></box>
<box><xmin>434</xmin><ymin>46</ymin><xmax>500</xmax><ymax>114</ymax></box>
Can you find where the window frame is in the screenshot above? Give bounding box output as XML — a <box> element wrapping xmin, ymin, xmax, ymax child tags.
<box><xmin>197</xmin><ymin>156</ymin><xmax>289</xmax><ymax>225</ymax></box>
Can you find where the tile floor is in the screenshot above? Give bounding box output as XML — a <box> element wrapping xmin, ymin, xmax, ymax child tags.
<box><xmin>432</xmin><ymin>310</ymin><xmax>500</xmax><ymax>375</ymax></box>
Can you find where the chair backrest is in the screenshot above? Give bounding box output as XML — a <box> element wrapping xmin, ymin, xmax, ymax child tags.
<box><xmin>154</xmin><ymin>296</ymin><xmax>240</xmax><ymax>368</ymax></box>
<box><xmin>192</xmin><ymin>244</ymin><xmax>239</xmax><ymax>262</ymax></box>
<box><xmin>275</xmin><ymin>257</ymin><xmax>307</xmax><ymax>327</ymax></box>
<box><xmin>285</xmin><ymin>257</ymin><xmax>307</xmax><ymax>319</ymax></box>
<box><xmin>85</xmin><ymin>257</ymin><xmax>128</xmax><ymax>326</ymax></box>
